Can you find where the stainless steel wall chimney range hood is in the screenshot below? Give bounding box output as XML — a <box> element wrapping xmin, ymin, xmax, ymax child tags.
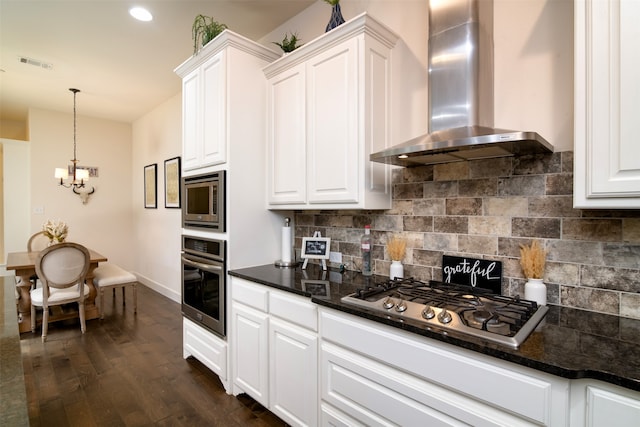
<box><xmin>370</xmin><ymin>0</ymin><xmax>553</xmax><ymax>167</ymax></box>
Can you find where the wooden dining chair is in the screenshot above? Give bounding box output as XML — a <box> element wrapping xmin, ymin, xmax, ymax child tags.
<box><xmin>25</xmin><ymin>231</ymin><xmax>50</xmax><ymax>288</ymax></box>
<box><xmin>30</xmin><ymin>242</ymin><xmax>91</xmax><ymax>342</ymax></box>
<box><xmin>27</xmin><ymin>231</ymin><xmax>50</xmax><ymax>252</ymax></box>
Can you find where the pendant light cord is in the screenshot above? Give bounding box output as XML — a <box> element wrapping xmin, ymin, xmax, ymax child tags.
<box><xmin>70</xmin><ymin>88</ymin><xmax>80</xmax><ymax>171</ymax></box>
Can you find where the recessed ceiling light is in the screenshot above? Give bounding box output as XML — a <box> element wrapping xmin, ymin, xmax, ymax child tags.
<box><xmin>130</xmin><ymin>7</ymin><xmax>153</xmax><ymax>22</ymax></box>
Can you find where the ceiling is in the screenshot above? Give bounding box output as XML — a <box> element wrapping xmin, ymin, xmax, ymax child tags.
<box><xmin>0</xmin><ymin>0</ymin><xmax>315</xmax><ymax>124</ymax></box>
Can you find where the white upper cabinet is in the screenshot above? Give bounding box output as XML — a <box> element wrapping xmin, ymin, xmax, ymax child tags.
<box><xmin>175</xmin><ymin>31</ymin><xmax>280</xmax><ymax>172</ymax></box>
<box><xmin>574</xmin><ymin>0</ymin><xmax>640</xmax><ymax>208</ymax></box>
<box><xmin>264</xmin><ymin>13</ymin><xmax>398</xmax><ymax>210</ymax></box>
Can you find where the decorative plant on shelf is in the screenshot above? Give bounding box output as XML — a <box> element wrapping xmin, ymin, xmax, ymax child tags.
<box><xmin>192</xmin><ymin>14</ymin><xmax>228</xmax><ymax>54</ymax></box>
<box><xmin>273</xmin><ymin>32</ymin><xmax>302</xmax><ymax>53</ymax></box>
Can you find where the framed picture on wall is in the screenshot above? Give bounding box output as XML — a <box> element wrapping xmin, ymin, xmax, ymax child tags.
<box><xmin>144</xmin><ymin>163</ymin><xmax>157</xmax><ymax>209</ymax></box>
<box><xmin>164</xmin><ymin>157</ymin><xmax>181</xmax><ymax>208</ymax></box>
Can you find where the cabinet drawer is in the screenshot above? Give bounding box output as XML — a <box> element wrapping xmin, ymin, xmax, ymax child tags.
<box><xmin>269</xmin><ymin>291</ymin><xmax>317</xmax><ymax>331</ymax></box>
<box><xmin>320</xmin><ymin>308</ymin><xmax>569</xmax><ymax>426</ymax></box>
<box><xmin>232</xmin><ymin>278</ymin><xmax>268</xmax><ymax>312</ymax></box>
<box><xmin>183</xmin><ymin>317</ymin><xmax>227</xmax><ymax>380</ymax></box>
<box><xmin>322</xmin><ymin>342</ymin><xmax>536</xmax><ymax>426</ymax></box>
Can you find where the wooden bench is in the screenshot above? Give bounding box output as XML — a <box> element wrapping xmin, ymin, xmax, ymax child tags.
<box><xmin>93</xmin><ymin>263</ymin><xmax>137</xmax><ymax>320</ymax></box>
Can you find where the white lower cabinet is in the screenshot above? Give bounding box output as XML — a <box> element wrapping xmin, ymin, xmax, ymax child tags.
<box><xmin>183</xmin><ymin>317</ymin><xmax>229</xmax><ymax>391</ymax></box>
<box><xmin>231</xmin><ymin>277</ymin><xmax>318</xmax><ymax>427</ymax></box>
<box><xmin>228</xmin><ymin>281</ymin><xmax>639</xmax><ymax>426</ymax></box>
<box><xmin>232</xmin><ymin>302</ymin><xmax>269</xmax><ymax>404</ymax></box>
<box><xmin>319</xmin><ymin>307</ymin><xmax>570</xmax><ymax>427</ymax></box>
<box><xmin>571</xmin><ymin>380</ymin><xmax>640</xmax><ymax>427</ymax></box>
<box><xmin>270</xmin><ymin>317</ymin><xmax>318</xmax><ymax>426</ymax></box>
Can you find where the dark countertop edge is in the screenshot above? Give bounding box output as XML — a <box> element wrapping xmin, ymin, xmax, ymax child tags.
<box><xmin>229</xmin><ymin>265</ymin><xmax>640</xmax><ymax>393</ymax></box>
<box><xmin>312</xmin><ymin>298</ymin><xmax>640</xmax><ymax>392</ymax></box>
<box><xmin>1</xmin><ymin>276</ymin><xmax>30</xmax><ymax>426</ymax></box>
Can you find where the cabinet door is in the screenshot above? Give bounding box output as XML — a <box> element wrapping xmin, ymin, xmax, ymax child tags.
<box><xmin>306</xmin><ymin>38</ymin><xmax>359</xmax><ymax>204</ymax></box>
<box><xmin>267</xmin><ymin>63</ymin><xmax>306</xmax><ymax>205</ymax></box>
<box><xmin>232</xmin><ymin>302</ymin><xmax>269</xmax><ymax>406</ymax></box>
<box><xmin>269</xmin><ymin>317</ymin><xmax>318</xmax><ymax>427</ymax></box>
<box><xmin>574</xmin><ymin>0</ymin><xmax>640</xmax><ymax>208</ymax></box>
<box><xmin>201</xmin><ymin>51</ymin><xmax>227</xmax><ymax>166</ymax></box>
<box><xmin>181</xmin><ymin>69</ymin><xmax>200</xmax><ymax>171</ymax></box>
<box><xmin>585</xmin><ymin>385</ymin><xmax>640</xmax><ymax>427</ymax></box>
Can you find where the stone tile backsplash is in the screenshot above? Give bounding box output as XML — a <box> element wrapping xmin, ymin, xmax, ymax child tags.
<box><xmin>293</xmin><ymin>152</ymin><xmax>640</xmax><ymax>319</ymax></box>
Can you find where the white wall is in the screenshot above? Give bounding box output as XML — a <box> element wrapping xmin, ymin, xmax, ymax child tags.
<box><xmin>1</xmin><ymin>139</ymin><xmax>30</xmax><ymax>261</ymax></box>
<box><xmin>260</xmin><ymin>0</ymin><xmax>573</xmax><ymax>151</ymax></box>
<box><xmin>28</xmin><ymin>108</ymin><xmax>135</xmax><ymax>268</ymax></box>
<box><xmin>131</xmin><ymin>93</ymin><xmax>182</xmax><ymax>302</ymax></box>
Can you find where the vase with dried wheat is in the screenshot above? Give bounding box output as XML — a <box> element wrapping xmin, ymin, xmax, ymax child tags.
<box><xmin>386</xmin><ymin>236</ymin><xmax>406</xmax><ymax>280</ymax></box>
<box><xmin>519</xmin><ymin>240</ymin><xmax>547</xmax><ymax>306</ymax></box>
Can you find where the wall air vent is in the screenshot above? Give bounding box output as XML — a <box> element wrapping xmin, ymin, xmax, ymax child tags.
<box><xmin>18</xmin><ymin>56</ymin><xmax>53</xmax><ymax>70</ymax></box>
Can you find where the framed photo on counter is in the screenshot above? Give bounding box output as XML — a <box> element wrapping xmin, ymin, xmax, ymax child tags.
<box><xmin>301</xmin><ymin>231</ymin><xmax>331</xmax><ymax>270</ymax></box>
<box><xmin>144</xmin><ymin>163</ymin><xmax>157</xmax><ymax>209</ymax></box>
<box><xmin>164</xmin><ymin>157</ymin><xmax>181</xmax><ymax>208</ymax></box>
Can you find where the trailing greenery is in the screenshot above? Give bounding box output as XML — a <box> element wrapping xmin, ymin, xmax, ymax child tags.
<box><xmin>192</xmin><ymin>14</ymin><xmax>228</xmax><ymax>54</ymax></box>
<box><xmin>273</xmin><ymin>32</ymin><xmax>302</xmax><ymax>53</ymax></box>
<box><xmin>323</xmin><ymin>0</ymin><xmax>340</xmax><ymax>5</ymax></box>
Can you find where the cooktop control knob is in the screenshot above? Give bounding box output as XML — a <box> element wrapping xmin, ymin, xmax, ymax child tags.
<box><xmin>438</xmin><ymin>308</ymin><xmax>453</xmax><ymax>324</ymax></box>
<box><xmin>382</xmin><ymin>296</ymin><xmax>395</xmax><ymax>310</ymax></box>
<box><xmin>395</xmin><ymin>300</ymin><xmax>407</xmax><ymax>312</ymax></box>
<box><xmin>422</xmin><ymin>306</ymin><xmax>435</xmax><ymax>319</ymax></box>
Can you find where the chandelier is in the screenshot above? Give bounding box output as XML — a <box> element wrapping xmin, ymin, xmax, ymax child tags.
<box><xmin>54</xmin><ymin>88</ymin><xmax>95</xmax><ymax>203</ymax></box>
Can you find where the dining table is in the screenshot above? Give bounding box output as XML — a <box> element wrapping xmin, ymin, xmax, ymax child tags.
<box><xmin>6</xmin><ymin>248</ymin><xmax>108</xmax><ymax>333</ymax></box>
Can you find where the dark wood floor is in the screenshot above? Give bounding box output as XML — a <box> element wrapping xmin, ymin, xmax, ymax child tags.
<box><xmin>20</xmin><ymin>285</ymin><xmax>289</xmax><ymax>427</ymax></box>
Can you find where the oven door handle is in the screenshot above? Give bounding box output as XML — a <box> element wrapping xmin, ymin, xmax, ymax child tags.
<box><xmin>181</xmin><ymin>255</ymin><xmax>224</xmax><ymax>273</ymax></box>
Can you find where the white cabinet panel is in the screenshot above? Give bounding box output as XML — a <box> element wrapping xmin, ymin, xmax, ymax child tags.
<box><xmin>270</xmin><ymin>317</ymin><xmax>318</xmax><ymax>427</ymax></box>
<box><xmin>179</xmin><ymin>51</ymin><xmax>226</xmax><ymax>170</ymax></box>
<box><xmin>175</xmin><ymin>30</ymin><xmax>280</xmax><ymax>173</ymax></box>
<box><xmin>181</xmin><ymin>70</ymin><xmax>200</xmax><ymax>170</ymax></box>
<box><xmin>182</xmin><ymin>318</ymin><xmax>228</xmax><ymax>385</ymax></box>
<box><xmin>265</xmin><ymin>13</ymin><xmax>397</xmax><ymax>210</ymax></box>
<box><xmin>230</xmin><ymin>277</ymin><xmax>319</xmax><ymax>426</ymax></box>
<box><xmin>571</xmin><ymin>379</ymin><xmax>640</xmax><ymax>427</ymax></box>
<box><xmin>232</xmin><ymin>302</ymin><xmax>269</xmax><ymax>406</ymax></box>
<box><xmin>320</xmin><ymin>308</ymin><xmax>569</xmax><ymax>426</ymax></box>
<box><xmin>267</xmin><ymin>63</ymin><xmax>307</xmax><ymax>205</ymax></box>
<box><xmin>200</xmin><ymin>53</ymin><xmax>226</xmax><ymax>166</ymax></box>
<box><xmin>574</xmin><ymin>0</ymin><xmax>640</xmax><ymax>207</ymax></box>
<box><xmin>586</xmin><ymin>386</ymin><xmax>640</xmax><ymax>427</ymax></box>
<box><xmin>307</xmin><ymin>39</ymin><xmax>358</xmax><ymax>204</ymax></box>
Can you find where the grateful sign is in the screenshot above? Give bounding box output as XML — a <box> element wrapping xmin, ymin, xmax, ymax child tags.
<box><xmin>442</xmin><ymin>255</ymin><xmax>503</xmax><ymax>294</ymax></box>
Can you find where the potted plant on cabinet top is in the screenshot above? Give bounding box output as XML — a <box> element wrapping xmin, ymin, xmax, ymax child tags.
<box><xmin>192</xmin><ymin>14</ymin><xmax>228</xmax><ymax>54</ymax></box>
<box><xmin>273</xmin><ymin>32</ymin><xmax>303</xmax><ymax>54</ymax></box>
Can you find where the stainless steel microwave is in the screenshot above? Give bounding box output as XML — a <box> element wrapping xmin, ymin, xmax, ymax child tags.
<box><xmin>182</xmin><ymin>171</ymin><xmax>225</xmax><ymax>231</ymax></box>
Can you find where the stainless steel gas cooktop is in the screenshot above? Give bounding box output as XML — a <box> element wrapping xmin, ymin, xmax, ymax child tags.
<box><xmin>341</xmin><ymin>278</ymin><xmax>548</xmax><ymax>349</ymax></box>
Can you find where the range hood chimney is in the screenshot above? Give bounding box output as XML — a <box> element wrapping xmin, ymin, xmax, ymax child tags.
<box><xmin>370</xmin><ymin>0</ymin><xmax>553</xmax><ymax>167</ymax></box>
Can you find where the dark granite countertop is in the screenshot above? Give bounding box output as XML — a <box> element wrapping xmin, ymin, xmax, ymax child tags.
<box><xmin>0</xmin><ymin>276</ymin><xmax>29</xmax><ymax>426</ymax></box>
<box><xmin>230</xmin><ymin>263</ymin><xmax>640</xmax><ymax>392</ymax></box>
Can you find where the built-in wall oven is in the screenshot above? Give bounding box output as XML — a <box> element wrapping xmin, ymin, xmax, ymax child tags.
<box><xmin>181</xmin><ymin>235</ymin><xmax>226</xmax><ymax>338</ymax></box>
